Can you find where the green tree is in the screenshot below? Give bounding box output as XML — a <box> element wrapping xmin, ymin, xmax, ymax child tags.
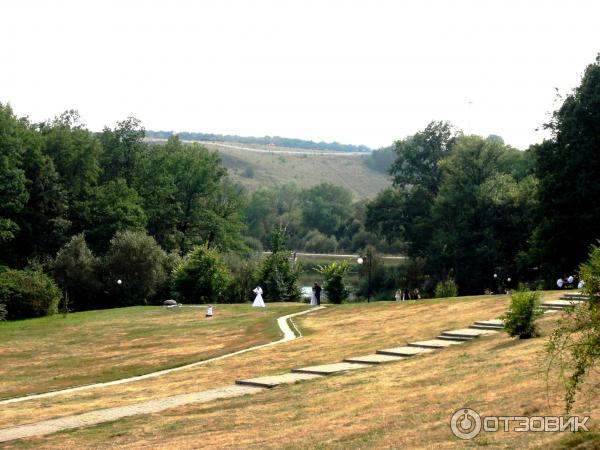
<box><xmin>531</xmin><ymin>55</ymin><xmax>600</xmax><ymax>279</ymax></box>
<box><xmin>85</xmin><ymin>179</ymin><xmax>147</xmax><ymax>252</ymax></box>
<box><xmin>0</xmin><ymin>103</ymin><xmax>29</xmax><ymax>247</ymax></box>
<box><xmin>104</xmin><ymin>230</ymin><xmax>167</xmax><ymax>306</ymax></box>
<box><xmin>317</xmin><ymin>261</ymin><xmax>350</xmax><ymax>304</ymax></box>
<box><xmin>259</xmin><ymin>226</ymin><xmax>301</xmax><ymax>301</ymax></box>
<box><xmin>52</xmin><ymin>234</ymin><xmax>101</xmax><ymax>311</ymax></box>
<box><xmin>171</xmin><ymin>244</ymin><xmax>232</xmax><ymax>304</ymax></box>
<box><xmin>301</xmin><ymin>183</ymin><xmax>352</xmax><ymax>237</ymax></box>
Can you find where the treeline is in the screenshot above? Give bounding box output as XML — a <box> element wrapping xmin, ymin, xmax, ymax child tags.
<box><xmin>146</xmin><ymin>130</ymin><xmax>371</xmax><ymax>153</ymax></box>
<box><xmin>244</xmin><ymin>182</ymin><xmax>402</xmax><ymax>254</ymax></box>
<box><xmin>365</xmin><ymin>55</ymin><xmax>600</xmax><ymax>295</ymax></box>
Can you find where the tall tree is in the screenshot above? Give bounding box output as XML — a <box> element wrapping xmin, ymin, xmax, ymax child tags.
<box><xmin>531</xmin><ymin>55</ymin><xmax>600</xmax><ymax>278</ymax></box>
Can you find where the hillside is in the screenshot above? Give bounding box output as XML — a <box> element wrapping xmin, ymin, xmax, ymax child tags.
<box><xmin>203</xmin><ymin>142</ymin><xmax>392</xmax><ymax>200</ymax></box>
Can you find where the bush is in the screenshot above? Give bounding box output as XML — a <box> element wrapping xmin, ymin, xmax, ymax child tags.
<box><xmin>172</xmin><ymin>245</ymin><xmax>232</xmax><ymax>304</ymax></box>
<box><xmin>258</xmin><ymin>226</ymin><xmax>301</xmax><ymax>301</ymax></box>
<box><xmin>0</xmin><ymin>266</ymin><xmax>61</xmax><ymax>320</ymax></box>
<box><xmin>223</xmin><ymin>253</ymin><xmax>260</xmax><ymax>303</ymax></box>
<box><xmin>104</xmin><ymin>230</ymin><xmax>167</xmax><ymax>306</ymax></box>
<box><xmin>304</xmin><ymin>230</ymin><xmax>337</xmax><ymax>253</ymax></box>
<box><xmin>435</xmin><ymin>278</ymin><xmax>458</xmax><ymax>298</ymax></box>
<box><xmin>52</xmin><ymin>234</ymin><xmax>101</xmax><ymax>311</ymax></box>
<box><xmin>317</xmin><ymin>261</ymin><xmax>350</xmax><ymax>304</ymax></box>
<box><xmin>502</xmin><ymin>289</ymin><xmax>542</xmax><ymax>339</ymax></box>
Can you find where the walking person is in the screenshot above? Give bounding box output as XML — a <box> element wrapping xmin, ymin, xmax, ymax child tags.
<box><xmin>252</xmin><ymin>286</ymin><xmax>265</xmax><ymax>307</ymax></box>
<box><xmin>313</xmin><ymin>282</ymin><xmax>322</xmax><ymax>306</ymax></box>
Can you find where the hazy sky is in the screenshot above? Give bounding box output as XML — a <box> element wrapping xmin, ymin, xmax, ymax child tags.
<box><xmin>1</xmin><ymin>0</ymin><xmax>599</xmax><ymax>149</ymax></box>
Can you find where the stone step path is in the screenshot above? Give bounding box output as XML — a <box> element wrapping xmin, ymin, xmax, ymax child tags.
<box><xmin>0</xmin><ymin>385</ymin><xmax>264</xmax><ymax>444</ymax></box>
<box><xmin>291</xmin><ymin>362</ymin><xmax>371</xmax><ymax>376</ymax></box>
<box><xmin>540</xmin><ymin>299</ymin><xmax>585</xmax><ymax>311</ymax></box>
<box><xmin>470</xmin><ymin>319</ymin><xmax>504</xmax><ymax>330</ymax></box>
<box><xmin>0</xmin><ymin>315</ymin><xmax>503</xmax><ymax>443</ymax></box>
<box><xmin>343</xmin><ymin>354</ymin><xmax>405</xmax><ymax>365</ymax></box>
<box><xmin>0</xmin><ymin>306</ymin><xmax>325</xmax><ymax>406</ymax></box>
<box><xmin>376</xmin><ymin>346</ymin><xmax>435</xmax><ymax>357</ymax></box>
<box><xmin>235</xmin><ymin>372</ymin><xmax>323</xmax><ymax>389</ymax></box>
<box><xmin>561</xmin><ymin>292</ymin><xmax>589</xmax><ymax>300</ymax></box>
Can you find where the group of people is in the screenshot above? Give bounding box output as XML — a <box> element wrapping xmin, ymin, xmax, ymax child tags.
<box><xmin>557</xmin><ymin>275</ymin><xmax>584</xmax><ymax>290</ymax></box>
<box><xmin>395</xmin><ymin>288</ymin><xmax>420</xmax><ymax>301</ymax></box>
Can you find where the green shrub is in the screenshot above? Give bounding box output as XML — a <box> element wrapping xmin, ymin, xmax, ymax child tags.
<box><xmin>503</xmin><ymin>289</ymin><xmax>542</xmax><ymax>339</ymax></box>
<box><xmin>104</xmin><ymin>230</ymin><xmax>167</xmax><ymax>306</ymax></box>
<box><xmin>317</xmin><ymin>261</ymin><xmax>350</xmax><ymax>304</ymax></box>
<box><xmin>0</xmin><ymin>266</ymin><xmax>61</xmax><ymax>320</ymax></box>
<box><xmin>258</xmin><ymin>226</ymin><xmax>301</xmax><ymax>301</ymax></box>
<box><xmin>52</xmin><ymin>234</ymin><xmax>101</xmax><ymax>311</ymax></box>
<box><xmin>435</xmin><ymin>278</ymin><xmax>458</xmax><ymax>298</ymax></box>
<box><xmin>172</xmin><ymin>244</ymin><xmax>232</xmax><ymax>304</ymax></box>
<box><xmin>223</xmin><ymin>253</ymin><xmax>260</xmax><ymax>303</ymax></box>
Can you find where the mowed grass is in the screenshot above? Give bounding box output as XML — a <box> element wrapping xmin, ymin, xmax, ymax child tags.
<box><xmin>204</xmin><ymin>143</ymin><xmax>391</xmax><ymax>200</ymax></box>
<box><xmin>0</xmin><ymin>303</ymin><xmax>308</xmax><ymax>399</ymax></box>
<box><xmin>4</xmin><ymin>292</ymin><xmax>599</xmax><ymax>449</ymax></box>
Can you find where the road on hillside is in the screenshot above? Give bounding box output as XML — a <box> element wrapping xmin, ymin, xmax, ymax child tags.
<box><xmin>202</xmin><ymin>142</ymin><xmax>370</xmax><ymax>156</ymax></box>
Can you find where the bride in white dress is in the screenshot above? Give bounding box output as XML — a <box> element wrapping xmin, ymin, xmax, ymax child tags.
<box><xmin>310</xmin><ymin>288</ymin><xmax>317</xmax><ymax>306</ymax></box>
<box><xmin>252</xmin><ymin>286</ymin><xmax>265</xmax><ymax>307</ymax></box>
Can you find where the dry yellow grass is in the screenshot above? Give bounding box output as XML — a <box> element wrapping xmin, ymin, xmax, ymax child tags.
<box><xmin>3</xmin><ymin>292</ymin><xmax>598</xmax><ymax>449</ymax></box>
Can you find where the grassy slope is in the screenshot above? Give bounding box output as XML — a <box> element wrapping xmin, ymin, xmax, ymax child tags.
<box><xmin>203</xmin><ymin>143</ymin><xmax>391</xmax><ymax>200</ymax></box>
<box><xmin>0</xmin><ymin>304</ymin><xmax>308</xmax><ymax>399</ymax></box>
<box><xmin>4</xmin><ymin>293</ymin><xmax>599</xmax><ymax>449</ymax></box>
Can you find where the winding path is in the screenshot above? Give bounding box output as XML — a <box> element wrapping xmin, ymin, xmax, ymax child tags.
<box><xmin>0</xmin><ymin>306</ymin><xmax>324</xmax><ymax>406</ymax></box>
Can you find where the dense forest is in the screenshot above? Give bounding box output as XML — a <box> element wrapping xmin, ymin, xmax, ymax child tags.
<box><xmin>1</xmin><ymin>55</ymin><xmax>599</xmax><ymax>319</ymax></box>
<box><xmin>146</xmin><ymin>130</ymin><xmax>371</xmax><ymax>153</ymax></box>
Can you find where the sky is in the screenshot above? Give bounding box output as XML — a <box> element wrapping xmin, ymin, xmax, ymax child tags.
<box><xmin>1</xmin><ymin>0</ymin><xmax>599</xmax><ymax>150</ymax></box>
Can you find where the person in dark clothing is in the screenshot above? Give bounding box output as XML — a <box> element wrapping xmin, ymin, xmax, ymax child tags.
<box><xmin>313</xmin><ymin>282</ymin><xmax>322</xmax><ymax>305</ymax></box>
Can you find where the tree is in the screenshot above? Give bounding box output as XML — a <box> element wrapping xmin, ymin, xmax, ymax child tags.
<box><xmin>0</xmin><ymin>103</ymin><xmax>29</xmax><ymax>247</ymax></box>
<box><xmin>100</xmin><ymin>117</ymin><xmax>145</xmax><ymax>185</ymax></box>
<box><xmin>531</xmin><ymin>55</ymin><xmax>600</xmax><ymax>279</ymax></box>
<box><xmin>258</xmin><ymin>226</ymin><xmax>301</xmax><ymax>301</ymax></box>
<box><xmin>104</xmin><ymin>231</ymin><xmax>167</xmax><ymax>306</ymax></box>
<box><xmin>85</xmin><ymin>179</ymin><xmax>147</xmax><ymax>252</ymax></box>
<box><xmin>301</xmin><ymin>183</ymin><xmax>352</xmax><ymax>237</ymax></box>
<box><xmin>171</xmin><ymin>244</ymin><xmax>232</xmax><ymax>304</ymax></box>
<box><xmin>52</xmin><ymin>234</ymin><xmax>101</xmax><ymax>311</ymax></box>
<box><xmin>317</xmin><ymin>261</ymin><xmax>350</xmax><ymax>304</ymax></box>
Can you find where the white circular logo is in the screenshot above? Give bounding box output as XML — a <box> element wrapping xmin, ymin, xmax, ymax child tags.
<box><xmin>450</xmin><ymin>408</ymin><xmax>482</xmax><ymax>440</ymax></box>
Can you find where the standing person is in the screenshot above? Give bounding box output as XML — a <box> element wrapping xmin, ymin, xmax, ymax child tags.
<box><xmin>578</xmin><ymin>279</ymin><xmax>585</xmax><ymax>290</ymax></box>
<box><xmin>395</xmin><ymin>289</ymin><xmax>402</xmax><ymax>302</ymax></box>
<box><xmin>314</xmin><ymin>282</ymin><xmax>322</xmax><ymax>305</ymax></box>
<box><xmin>404</xmin><ymin>288</ymin><xmax>410</xmax><ymax>301</ymax></box>
<box><xmin>252</xmin><ymin>286</ymin><xmax>265</xmax><ymax>307</ymax></box>
<box><xmin>206</xmin><ymin>305</ymin><xmax>213</xmax><ymax>318</ymax></box>
<box><xmin>556</xmin><ymin>277</ymin><xmax>564</xmax><ymax>289</ymax></box>
<box><xmin>567</xmin><ymin>275</ymin><xmax>574</xmax><ymax>288</ymax></box>
<box><xmin>310</xmin><ymin>285</ymin><xmax>318</xmax><ymax>306</ymax></box>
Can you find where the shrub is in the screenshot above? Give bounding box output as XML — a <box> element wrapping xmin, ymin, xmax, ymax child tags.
<box><xmin>304</xmin><ymin>230</ymin><xmax>337</xmax><ymax>253</ymax></box>
<box><xmin>502</xmin><ymin>289</ymin><xmax>542</xmax><ymax>339</ymax></box>
<box><xmin>52</xmin><ymin>234</ymin><xmax>101</xmax><ymax>311</ymax></box>
<box><xmin>172</xmin><ymin>244</ymin><xmax>232</xmax><ymax>303</ymax></box>
<box><xmin>317</xmin><ymin>261</ymin><xmax>350</xmax><ymax>304</ymax></box>
<box><xmin>104</xmin><ymin>230</ymin><xmax>167</xmax><ymax>306</ymax></box>
<box><xmin>223</xmin><ymin>253</ymin><xmax>260</xmax><ymax>303</ymax></box>
<box><xmin>0</xmin><ymin>266</ymin><xmax>61</xmax><ymax>320</ymax></box>
<box><xmin>258</xmin><ymin>226</ymin><xmax>301</xmax><ymax>301</ymax></box>
<box><xmin>435</xmin><ymin>278</ymin><xmax>458</xmax><ymax>298</ymax></box>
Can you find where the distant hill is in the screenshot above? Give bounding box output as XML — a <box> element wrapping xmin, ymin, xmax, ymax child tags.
<box><xmin>200</xmin><ymin>142</ymin><xmax>391</xmax><ymax>200</ymax></box>
<box><xmin>146</xmin><ymin>130</ymin><xmax>371</xmax><ymax>153</ymax></box>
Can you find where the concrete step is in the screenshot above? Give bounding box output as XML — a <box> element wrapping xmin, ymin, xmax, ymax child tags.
<box><xmin>343</xmin><ymin>354</ymin><xmax>405</xmax><ymax>365</ymax></box>
<box><xmin>408</xmin><ymin>339</ymin><xmax>465</xmax><ymax>349</ymax></box>
<box><xmin>236</xmin><ymin>372</ymin><xmax>323</xmax><ymax>389</ymax></box>
<box><xmin>470</xmin><ymin>324</ymin><xmax>504</xmax><ymax>330</ymax></box>
<box><xmin>441</xmin><ymin>328</ymin><xmax>498</xmax><ymax>339</ymax></box>
<box><xmin>436</xmin><ymin>335</ymin><xmax>475</xmax><ymax>342</ymax></box>
<box><xmin>561</xmin><ymin>292</ymin><xmax>588</xmax><ymax>300</ymax></box>
<box><xmin>542</xmin><ymin>300</ymin><xmax>582</xmax><ymax>307</ymax></box>
<box><xmin>473</xmin><ymin>319</ymin><xmax>503</xmax><ymax>327</ymax></box>
<box><xmin>376</xmin><ymin>346</ymin><xmax>435</xmax><ymax>357</ymax></box>
<box><xmin>291</xmin><ymin>362</ymin><xmax>371</xmax><ymax>376</ymax></box>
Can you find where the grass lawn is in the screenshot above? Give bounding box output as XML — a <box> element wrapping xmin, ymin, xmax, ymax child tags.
<box><xmin>0</xmin><ymin>303</ymin><xmax>308</xmax><ymax>399</ymax></box>
<box><xmin>3</xmin><ymin>292</ymin><xmax>599</xmax><ymax>449</ymax></box>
